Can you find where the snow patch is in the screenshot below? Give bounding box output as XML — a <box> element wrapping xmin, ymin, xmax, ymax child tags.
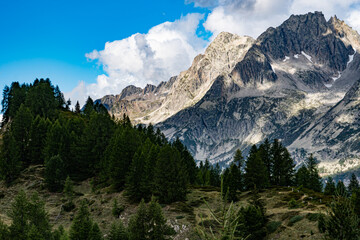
<box><xmin>301</xmin><ymin>51</ymin><xmax>313</xmax><ymax>63</ymax></box>
<box><xmin>294</xmin><ymin>54</ymin><xmax>299</xmax><ymax>59</ymax></box>
<box><xmin>244</xmin><ymin>132</ymin><xmax>263</xmax><ymax>145</ymax></box>
<box><xmin>283</xmin><ymin>56</ymin><xmax>290</xmax><ymax>62</ymax></box>
<box><xmin>347</xmin><ymin>51</ymin><xmax>356</xmax><ymax>66</ymax></box>
<box><xmin>336</xmin><ymin>114</ymin><xmax>355</xmax><ymax>124</ymax></box>
<box><xmin>324</xmin><ymin>84</ymin><xmax>333</xmax><ymax>88</ymax></box>
<box><xmin>332</xmin><ymin>71</ymin><xmax>341</xmax><ymax>81</ymax></box>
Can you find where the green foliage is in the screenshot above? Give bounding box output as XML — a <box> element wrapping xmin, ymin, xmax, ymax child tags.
<box><xmin>271</xmin><ymin>139</ymin><xmax>295</xmax><ymax>186</ymax></box>
<box><xmin>112</xmin><ymin>199</ymin><xmax>124</xmax><ymax>218</ymax></box>
<box><xmin>128</xmin><ymin>198</ymin><xmax>175</xmax><ymax>240</ymax></box>
<box><xmin>318</xmin><ymin>195</ymin><xmax>360</xmax><ymax>239</ymax></box>
<box><xmin>324</xmin><ymin>177</ymin><xmax>336</xmax><ymax>196</ymax></box>
<box><xmin>0</xmin><ymin>219</ymin><xmax>10</xmax><ymax>240</ymax></box>
<box><xmin>336</xmin><ymin>181</ymin><xmax>348</xmax><ymax>197</ymax></box>
<box><xmin>244</xmin><ymin>145</ymin><xmax>269</xmax><ymax>190</ymax></box>
<box><xmin>197</xmin><ymin>177</ymin><xmax>244</xmax><ymax>240</ymax></box>
<box><xmin>266</xmin><ymin>221</ymin><xmax>281</xmax><ymax>234</ymax></box>
<box><xmin>288</xmin><ymin>215</ymin><xmax>304</xmax><ymax>226</ymax></box>
<box><xmin>154</xmin><ymin>145</ymin><xmax>188</xmax><ymax>203</ymax></box>
<box><xmin>108</xmin><ymin>221</ymin><xmax>128</xmax><ymax>240</ymax></box>
<box><xmin>288</xmin><ymin>198</ymin><xmax>300</xmax><ymax>209</ymax></box>
<box><xmin>236</xmin><ymin>204</ymin><xmax>267</xmax><ymax>240</ymax></box>
<box><xmin>0</xmin><ymin>132</ymin><xmax>22</xmax><ymax>185</ymax></box>
<box><xmin>63</xmin><ymin>176</ymin><xmax>74</xmax><ymax>201</ymax></box>
<box><xmin>7</xmin><ymin>190</ymin><xmax>52</xmax><ymax>240</ymax></box>
<box><xmin>348</xmin><ymin>173</ymin><xmax>359</xmax><ymax>195</ymax></box>
<box><xmin>69</xmin><ymin>201</ymin><xmax>101</xmax><ymax>240</ymax></box>
<box><xmin>45</xmin><ymin>155</ymin><xmax>66</xmax><ymax>192</ymax></box>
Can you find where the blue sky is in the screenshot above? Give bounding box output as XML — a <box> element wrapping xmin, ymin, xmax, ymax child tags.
<box><xmin>1</xmin><ymin>0</ymin><xmax>360</xmax><ymax>108</ymax></box>
<box><xmin>0</xmin><ymin>0</ymin><xmax>207</xmax><ymax>95</ymax></box>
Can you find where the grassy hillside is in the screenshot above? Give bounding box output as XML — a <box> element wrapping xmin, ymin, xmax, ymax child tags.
<box><xmin>0</xmin><ymin>164</ymin><xmax>331</xmax><ymax>239</ymax></box>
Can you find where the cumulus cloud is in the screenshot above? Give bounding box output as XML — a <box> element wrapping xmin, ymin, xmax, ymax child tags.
<box><xmin>69</xmin><ymin>0</ymin><xmax>360</xmax><ymax>105</ymax></box>
<box><xmin>194</xmin><ymin>0</ymin><xmax>360</xmax><ymax>38</ymax></box>
<box><xmin>68</xmin><ymin>13</ymin><xmax>207</xmax><ymax>104</ymax></box>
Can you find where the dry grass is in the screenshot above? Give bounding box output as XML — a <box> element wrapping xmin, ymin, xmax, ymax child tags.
<box><xmin>0</xmin><ymin>166</ymin><xmax>329</xmax><ymax>239</ymax></box>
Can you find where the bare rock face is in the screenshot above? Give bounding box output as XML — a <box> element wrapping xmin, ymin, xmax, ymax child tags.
<box><xmin>98</xmin><ymin>12</ymin><xmax>360</xmax><ymax>176</ymax></box>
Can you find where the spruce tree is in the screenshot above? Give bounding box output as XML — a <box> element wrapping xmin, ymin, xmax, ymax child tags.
<box><xmin>154</xmin><ymin>145</ymin><xmax>188</xmax><ymax>203</ymax></box>
<box><xmin>258</xmin><ymin>139</ymin><xmax>272</xmax><ymax>182</ymax></box>
<box><xmin>0</xmin><ymin>220</ymin><xmax>9</xmax><ymax>240</ymax></box>
<box><xmin>348</xmin><ymin>173</ymin><xmax>359</xmax><ymax>195</ymax></box>
<box><xmin>324</xmin><ymin>177</ymin><xmax>336</xmax><ymax>195</ymax></box>
<box><xmin>128</xmin><ymin>199</ymin><xmax>148</xmax><ymax>240</ymax></box>
<box><xmin>233</xmin><ymin>149</ymin><xmax>244</xmax><ymax>190</ymax></box>
<box><xmin>228</xmin><ymin>163</ymin><xmax>240</xmax><ymax>201</ymax></box>
<box><xmin>336</xmin><ymin>181</ymin><xmax>348</xmax><ymax>197</ymax></box>
<box><xmin>305</xmin><ymin>154</ymin><xmax>322</xmax><ymax>192</ymax></box>
<box><xmin>44</xmin><ymin>155</ymin><xmax>66</xmax><ymax>192</ymax></box>
<box><xmin>9</xmin><ymin>190</ymin><xmax>30</xmax><ymax>240</ymax></box>
<box><xmin>295</xmin><ymin>165</ymin><xmax>310</xmax><ymax>188</ymax></box>
<box><xmin>75</xmin><ymin>101</ymin><xmax>81</xmax><ymax>114</ymax></box>
<box><xmin>244</xmin><ymin>145</ymin><xmax>269</xmax><ymax>190</ymax></box>
<box><xmin>28</xmin><ymin>116</ymin><xmax>49</xmax><ymax>164</ymax></box>
<box><xmin>0</xmin><ymin>132</ymin><xmax>22</xmax><ymax>185</ymax></box>
<box><xmin>89</xmin><ymin>223</ymin><xmax>103</xmax><ymax>240</ymax></box>
<box><xmin>108</xmin><ymin>221</ymin><xmax>128</xmax><ymax>240</ymax></box>
<box><xmin>69</xmin><ymin>201</ymin><xmax>93</xmax><ymax>240</ymax></box>
<box><xmin>271</xmin><ymin>140</ymin><xmax>295</xmax><ymax>186</ymax></box>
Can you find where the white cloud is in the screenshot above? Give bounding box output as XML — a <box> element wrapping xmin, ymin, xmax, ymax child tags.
<box><xmin>69</xmin><ymin>0</ymin><xmax>360</xmax><ymax>106</ymax></box>
<box><xmin>69</xmin><ymin>13</ymin><xmax>207</xmax><ymax>104</ymax></box>
<box><xmin>198</xmin><ymin>0</ymin><xmax>360</xmax><ymax>38</ymax></box>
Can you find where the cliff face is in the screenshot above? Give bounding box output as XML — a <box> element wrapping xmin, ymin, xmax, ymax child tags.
<box><xmin>98</xmin><ymin>12</ymin><xmax>360</xmax><ymax>175</ymax></box>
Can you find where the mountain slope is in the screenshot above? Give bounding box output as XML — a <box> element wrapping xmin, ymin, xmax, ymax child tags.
<box><xmin>98</xmin><ymin>12</ymin><xmax>360</xmax><ymax>174</ymax></box>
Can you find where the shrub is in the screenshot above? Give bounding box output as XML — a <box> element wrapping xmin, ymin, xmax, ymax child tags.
<box><xmin>266</xmin><ymin>221</ymin><xmax>282</xmax><ymax>234</ymax></box>
<box><xmin>288</xmin><ymin>215</ymin><xmax>304</xmax><ymax>226</ymax></box>
<box><xmin>288</xmin><ymin>198</ymin><xmax>299</xmax><ymax>209</ymax></box>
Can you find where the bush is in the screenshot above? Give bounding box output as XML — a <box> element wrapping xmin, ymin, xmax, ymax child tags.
<box><xmin>112</xmin><ymin>199</ymin><xmax>125</xmax><ymax>218</ymax></box>
<box><xmin>306</xmin><ymin>213</ymin><xmax>322</xmax><ymax>222</ymax></box>
<box><xmin>288</xmin><ymin>198</ymin><xmax>299</xmax><ymax>209</ymax></box>
<box><xmin>288</xmin><ymin>215</ymin><xmax>304</xmax><ymax>226</ymax></box>
<box><xmin>266</xmin><ymin>221</ymin><xmax>282</xmax><ymax>234</ymax></box>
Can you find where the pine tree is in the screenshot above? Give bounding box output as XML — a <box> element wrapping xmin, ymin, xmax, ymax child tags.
<box><xmin>258</xmin><ymin>139</ymin><xmax>272</xmax><ymax>182</ymax></box>
<box><xmin>0</xmin><ymin>132</ymin><xmax>22</xmax><ymax>185</ymax></box>
<box><xmin>9</xmin><ymin>190</ymin><xmax>30</xmax><ymax>240</ymax></box>
<box><xmin>324</xmin><ymin>177</ymin><xmax>336</xmax><ymax>196</ymax></box>
<box><xmin>244</xmin><ymin>145</ymin><xmax>269</xmax><ymax>190</ymax></box>
<box><xmin>146</xmin><ymin>197</ymin><xmax>176</xmax><ymax>240</ymax></box>
<box><xmin>0</xmin><ymin>220</ymin><xmax>9</xmax><ymax>240</ymax></box>
<box><xmin>28</xmin><ymin>193</ymin><xmax>52</xmax><ymax>240</ymax></box>
<box><xmin>63</xmin><ymin>176</ymin><xmax>74</xmax><ymax>203</ymax></box>
<box><xmin>305</xmin><ymin>154</ymin><xmax>322</xmax><ymax>192</ymax></box>
<box><xmin>233</xmin><ymin>149</ymin><xmax>244</xmax><ymax>190</ymax></box>
<box><xmin>228</xmin><ymin>163</ymin><xmax>240</xmax><ymax>201</ymax></box>
<box><xmin>108</xmin><ymin>221</ymin><xmax>128</xmax><ymax>240</ymax></box>
<box><xmin>348</xmin><ymin>173</ymin><xmax>359</xmax><ymax>195</ymax></box>
<box><xmin>69</xmin><ymin>201</ymin><xmax>93</xmax><ymax>240</ymax></box>
<box><xmin>11</xmin><ymin>104</ymin><xmax>33</xmax><ymax>166</ymax></box>
<box><xmin>128</xmin><ymin>199</ymin><xmax>148</xmax><ymax>240</ymax></box>
<box><xmin>295</xmin><ymin>165</ymin><xmax>310</xmax><ymax>188</ymax></box>
<box><xmin>89</xmin><ymin>223</ymin><xmax>103</xmax><ymax>240</ymax></box>
<box><xmin>318</xmin><ymin>195</ymin><xmax>360</xmax><ymax>239</ymax></box>
<box><xmin>75</xmin><ymin>101</ymin><xmax>81</xmax><ymax>114</ymax></box>
<box><xmin>154</xmin><ymin>145</ymin><xmax>188</xmax><ymax>203</ymax></box>
<box><xmin>336</xmin><ymin>181</ymin><xmax>348</xmax><ymax>197</ymax></box>
<box><xmin>83</xmin><ymin>97</ymin><xmax>94</xmax><ymax>116</ymax></box>
<box><xmin>28</xmin><ymin>116</ymin><xmax>50</xmax><ymax>164</ymax></box>
<box><xmin>44</xmin><ymin>155</ymin><xmax>66</xmax><ymax>192</ymax></box>
<box><xmin>271</xmin><ymin>140</ymin><xmax>295</xmax><ymax>186</ymax></box>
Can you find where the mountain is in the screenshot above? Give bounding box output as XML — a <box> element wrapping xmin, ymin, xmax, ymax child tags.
<box><xmin>97</xmin><ymin>12</ymin><xmax>360</xmax><ymax>175</ymax></box>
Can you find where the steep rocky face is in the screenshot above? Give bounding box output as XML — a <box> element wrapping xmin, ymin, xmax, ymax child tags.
<box><xmin>98</xmin><ymin>12</ymin><xmax>360</xmax><ymax>176</ymax></box>
<box><xmin>258</xmin><ymin>11</ymin><xmax>354</xmax><ymax>71</ymax></box>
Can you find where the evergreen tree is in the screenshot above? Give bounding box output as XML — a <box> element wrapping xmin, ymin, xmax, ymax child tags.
<box><xmin>244</xmin><ymin>145</ymin><xmax>269</xmax><ymax>190</ymax></box>
<box><xmin>69</xmin><ymin>201</ymin><xmax>93</xmax><ymax>240</ymax></box>
<box><xmin>336</xmin><ymin>181</ymin><xmax>348</xmax><ymax>197</ymax></box>
<box><xmin>236</xmin><ymin>204</ymin><xmax>267</xmax><ymax>240</ymax></box>
<box><xmin>44</xmin><ymin>155</ymin><xmax>66</xmax><ymax>192</ymax></box>
<box><xmin>348</xmin><ymin>173</ymin><xmax>359</xmax><ymax>195</ymax></box>
<box><xmin>108</xmin><ymin>221</ymin><xmax>128</xmax><ymax>240</ymax></box>
<box><xmin>146</xmin><ymin>197</ymin><xmax>176</xmax><ymax>240</ymax></box>
<box><xmin>172</xmin><ymin>138</ymin><xmax>197</xmax><ymax>184</ymax></box>
<box><xmin>324</xmin><ymin>177</ymin><xmax>336</xmax><ymax>196</ymax></box>
<box><xmin>128</xmin><ymin>199</ymin><xmax>148</xmax><ymax>240</ymax></box>
<box><xmin>233</xmin><ymin>149</ymin><xmax>244</xmax><ymax>190</ymax></box>
<box><xmin>11</xmin><ymin>104</ymin><xmax>33</xmax><ymax>166</ymax></box>
<box><xmin>63</xmin><ymin>176</ymin><xmax>75</xmax><ymax>203</ymax></box>
<box><xmin>0</xmin><ymin>220</ymin><xmax>9</xmax><ymax>240</ymax></box>
<box><xmin>75</xmin><ymin>101</ymin><xmax>81</xmax><ymax>114</ymax></box>
<box><xmin>295</xmin><ymin>165</ymin><xmax>310</xmax><ymax>188</ymax></box>
<box><xmin>305</xmin><ymin>154</ymin><xmax>322</xmax><ymax>192</ymax></box>
<box><xmin>227</xmin><ymin>163</ymin><xmax>240</xmax><ymax>201</ymax></box>
<box><xmin>258</xmin><ymin>139</ymin><xmax>272</xmax><ymax>182</ymax></box>
<box><xmin>28</xmin><ymin>116</ymin><xmax>50</xmax><ymax>164</ymax></box>
<box><xmin>222</xmin><ymin>168</ymin><xmax>231</xmax><ymax>199</ymax></box>
<box><xmin>126</xmin><ymin>139</ymin><xmax>153</xmax><ymax>201</ymax></box>
<box><xmin>83</xmin><ymin>97</ymin><xmax>94</xmax><ymax>116</ymax></box>
<box><xmin>154</xmin><ymin>145</ymin><xmax>188</xmax><ymax>203</ymax></box>
<box><xmin>9</xmin><ymin>190</ymin><xmax>30</xmax><ymax>240</ymax></box>
<box><xmin>271</xmin><ymin>140</ymin><xmax>295</xmax><ymax>186</ymax></box>
<box><xmin>318</xmin><ymin>195</ymin><xmax>360</xmax><ymax>239</ymax></box>
<box><xmin>0</xmin><ymin>132</ymin><xmax>22</xmax><ymax>185</ymax></box>
<box><xmin>28</xmin><ymin>193</ymin><xmax>52</xmax><ymax>240</ymax></box>
<box><xmin>89</xmin><ymin>223</ymin><xmax>103</xmax><ymax>240</ymax></box>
